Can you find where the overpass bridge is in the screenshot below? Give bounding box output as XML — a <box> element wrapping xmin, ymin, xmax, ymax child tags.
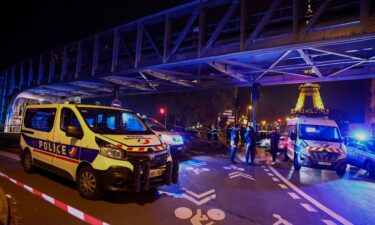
<box><xmin>1</xmin><ymin>0</ymin><xmax>375</xmax><ymax>131</ymax></box>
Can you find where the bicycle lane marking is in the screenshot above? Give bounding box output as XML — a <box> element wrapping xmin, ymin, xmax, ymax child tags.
<box><xmin>268</xmin><ymin>166</ymin><xmax>353</xmax><ymax>225</ymax></box>
<box><xmin>0</xmin><ymin>171</ymin><xmax>109</xmax><ymax>225</ymax></box>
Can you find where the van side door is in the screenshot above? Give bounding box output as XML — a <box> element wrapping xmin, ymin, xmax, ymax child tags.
<box><xmin>53</xmin><ymin>107</ymin><xmax>82</xmax><ymax>177</ymax></box>
<box><xmin>23</xmin><ymin>107</ymin><xmax>57</xmax><ymax>165</ymax></box>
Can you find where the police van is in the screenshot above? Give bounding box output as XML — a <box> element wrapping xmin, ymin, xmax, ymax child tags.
<box><xmin>20</xmin><ymin>103</ymin><xmax>179</xmax><ymax>199</ymax></box>
<box><xmin>285</xmin><ymin>117</ymin><xmax>347</xmax><ymax>176</ymax></box>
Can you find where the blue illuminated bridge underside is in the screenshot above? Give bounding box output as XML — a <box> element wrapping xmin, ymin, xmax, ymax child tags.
<box><xmin>0</xmin><ymin>0</ymin><xmax>375</xmax><ymax>105</ymax></box>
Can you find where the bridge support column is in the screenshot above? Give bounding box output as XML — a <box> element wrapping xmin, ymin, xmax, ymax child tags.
<box><xmin>252</xmin><ymin>83</ymin><xmax>260</xmax><ymax>132</ymax></box>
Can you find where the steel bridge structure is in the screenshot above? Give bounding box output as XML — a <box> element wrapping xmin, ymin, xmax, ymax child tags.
<box><xmin>0</xmin><ymin>0</ymin><xmax>375</xmax><ymax>131</ymax></box>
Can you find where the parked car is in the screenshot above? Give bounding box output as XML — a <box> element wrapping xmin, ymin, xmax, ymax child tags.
<box><xmin>170</xmin><ymin>126</ymin><xmax>199</xmax><ymax>143</ymax></box>
<box><xmin>143</xmin><ymin>118</ymin><xmax>184</xmax><ymax>156</ymax></box>
<box><xmin>346</xmin><ymin>141</ymin><xmax>375</xmax><ymax>178</ymax></box>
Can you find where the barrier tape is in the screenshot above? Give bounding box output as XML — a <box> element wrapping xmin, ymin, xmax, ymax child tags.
<box><xmin>0</xmin><ymin>172</ymin><xmax>110</xmax><ymax>225</ymax></box>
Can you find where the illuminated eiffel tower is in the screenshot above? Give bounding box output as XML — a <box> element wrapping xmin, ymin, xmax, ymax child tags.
<box><xmin>291</xmin><ymin>83</ymin><xmax>329</xmax><ymax>116</ymax></box>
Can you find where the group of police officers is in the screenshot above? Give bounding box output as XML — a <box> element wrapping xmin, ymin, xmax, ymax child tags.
<box><xmin>206</xmin><ymin>124</ymin><xmax>281</xmax><ymax>165</ymax></box>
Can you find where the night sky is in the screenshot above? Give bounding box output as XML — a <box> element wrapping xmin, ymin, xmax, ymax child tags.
<box><xmin>0</xmin><ymin>1</ymin><xmax>369</xmax><ymax>125</ymax></box>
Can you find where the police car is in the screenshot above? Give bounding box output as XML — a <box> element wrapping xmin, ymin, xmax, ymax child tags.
<box><xmin>143</xmin><ymin>118</ymin><xmax>184</xmax><ymax>157</ymax></box>
<box><xmin>20</xmin><ymin>103</ymin><xmax>179</xmax><ymax>199</ymax></box>
<box><xmin>346</xmin><ymin>141</ymin><xmax>375</xmax><ymax>178</ymax></box>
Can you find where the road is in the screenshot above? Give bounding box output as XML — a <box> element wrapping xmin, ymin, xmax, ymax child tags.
<box><xmin>0</xmin><ymin>143</ymin><xmax>374</xmax><ymax>225</ymax></box>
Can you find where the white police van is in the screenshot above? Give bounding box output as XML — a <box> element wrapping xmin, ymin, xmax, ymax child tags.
<box><xmin>20</xmin><ymin>103</ymin><xmax>179</xmax><ymax>199</ymax></box>
<box><xmin>285</xmin><ymin>117</ymin><xmax>347</xmax><ymax>176</ymax></box>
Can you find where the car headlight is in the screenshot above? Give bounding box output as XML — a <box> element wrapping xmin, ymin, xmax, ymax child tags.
<box><xmin>161</xmin><ymin>135</ymin><xmax>183</xmax><ymax>144</ymax></box>
<box><xmin>96</xmin><ymin>138</ymin><xmax>127</xmax><ymax>160</ymax></box>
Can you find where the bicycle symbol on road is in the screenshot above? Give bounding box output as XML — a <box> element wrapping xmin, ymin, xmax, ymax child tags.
<box><xmin>175</xmin><ymin>207</ymin><xmax>225</xmax><ymax>225</ymax></box>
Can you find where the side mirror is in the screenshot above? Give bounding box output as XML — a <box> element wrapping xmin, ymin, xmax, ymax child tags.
<box><xmin>66</xmin><ymin>125</ymin><xmax>83</xmax><ymax>139</ymax></box>
<box><xmin>290</xmin><ymin>132</ymin><xmax>296</xmax><ymax>141</ymax></box>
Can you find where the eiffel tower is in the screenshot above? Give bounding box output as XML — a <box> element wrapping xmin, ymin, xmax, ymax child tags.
<box><xmin>291</xmin><ymin>83</ymin><xmax>329</xmax><ymax>116</ymax></box>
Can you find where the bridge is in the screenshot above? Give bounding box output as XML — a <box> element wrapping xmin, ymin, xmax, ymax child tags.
<box><xmin>1</xmin><ymin>0</ymin><xmax>375</xmax><ymax>131</ymax></box>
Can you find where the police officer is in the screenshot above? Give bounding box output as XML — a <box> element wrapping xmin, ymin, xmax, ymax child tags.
<box><xmin>207</xmin><ymin>125</ymin><xmax>212</xmax><ymax>144</ymax></box>
<box><xmin>230</xmin><ymin>124</ymin><xmax>240</xmax><ymax>164</ymax></box>
<box><xmin>244</xmin><ymin>126</ymin><xmax>257</xmax><ymax>165</ymax></box>
<box><xmin>240</xmin><ymin>125</ymin><xmax>246</xmax><ymax>145</ymax></box>
<box><xmin>212</xmin><ymin>125</ymin><xmax>219</xmax><ymax>144</ymax></box>
<box><xmin>225</xmin><ymin>124</ymin><xmax>232</xmax><ymax>144</ymax></box>
<box><xmin>269</xmin><ymin>129</ymin><xmax>280</xmax><ymax>164</ymax></box>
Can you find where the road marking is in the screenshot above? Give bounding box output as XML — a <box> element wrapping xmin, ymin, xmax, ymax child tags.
<box><xmin>272</xmin><ymin>214</ymin><xmax>293</xmax><ymax>225</ymax></box>
<box><xmin>181</xmin><ymin>189</ymin><xmax>216</xmax><ymax>206</ymax></box>
<box><xmin>301</xmin><ymin>203</ymin><xmax>318</xmax><ymax>212</ymax></box>
<box><xmin>175</xmin><ymin>207</ymin><xmax>225</xmax><ymax>225</ymax></box>
<box><xmin>322</xmin><ymin>219</ymin><xmax>338</xmax><ymax>225</ymax></box>
<box><xmin>268</xmin><ymin>166</ymin><xmax>354</xmax><ymax>225</ymax></box>
<box><xmin>264</xmin><ymin>169</ymin><xmax>270</xmax><ymax>172</ymax></box>
<box><xmin>267</xmin><ymin>172</ymin><xmax>275</xmax><ymax>176</ymax></box>
<box><xmin>185</xmin><ymin>166</ymin><xmax>210</xmax><ymax>175</ymax></box>
<box><xmin>272</xmin><ymin>177</ymin><xmax>280</xmax><ymax>182</ymax></box>
<box><xmin>261</xmin><ymin>166</ymin><xmax>266</xmax><ymax>168</ymax></box>
<box><xmin>278</xmin><ymin>184</ymin><xmax>289</xmax><ymax>189</ymax></box>
<box><xmin>187</xmin><ymin>161</ymin><xmax>207</xmax><ymax>167</ymax></box>
<box><xmin>287</xmin><ymin>192</ymin><xmax>301</xmax><ymax>200</ymax></box>
<box><xmin>223</xmin><ymin>165</ymin><xmax>245</xmax><ymax>171</ymax></box>
<box><xmin>228</xmin><ymin>172</ymin><xmax>255</xmax><ymax>180</ymax></box>
<box><xmin>0</xmin><ymin>151</ymin><xmax>20</xmax><ymax>161</ymax></box>
<box><xmin>0</xmin><ymin>171</ymin><xmax>109</xmax><ymax>225</ymax></box>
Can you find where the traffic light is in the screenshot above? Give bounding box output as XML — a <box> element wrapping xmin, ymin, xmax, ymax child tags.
<box><xmin>159</xmin><ymin>108</ymin><xmax>166</xmax><ymax>115</ymax></box>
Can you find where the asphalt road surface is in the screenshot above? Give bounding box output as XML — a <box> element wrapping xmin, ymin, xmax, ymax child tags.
<box><xmin>0</xmin><ymin>143</ymin><xmax>374</xmax><ymax>225</ymax></box>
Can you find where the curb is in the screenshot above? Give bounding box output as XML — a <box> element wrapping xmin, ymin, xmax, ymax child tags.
<box><xmin>0</xmin><ymin>172</ymin><xmax>109</xmax><ymax>225</ymax></box>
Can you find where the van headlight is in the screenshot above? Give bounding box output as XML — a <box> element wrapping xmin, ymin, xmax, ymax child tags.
<box><xmin>161</xmin><ymin>135</ymin><xmax>183</xmax><ymax>144</ymax></box>
<box><xmin>96</xmin><ymin>138</ymin><xmax>127</xmax><ymax>160</ymax></box>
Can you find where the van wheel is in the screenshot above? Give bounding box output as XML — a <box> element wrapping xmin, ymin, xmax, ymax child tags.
<box><xmin>293</xmin><ymin>154</ymin><xmax>301</xmax><ymax>171</ymax></box>
<box><xmin>77</xmin><ymin>166</ymin><xmax>102</xmax><ymax>200</ymax></box>
<box><xmin>336</xmin><ymin>162</ymin><xmax>347</xmax><ymax>177</ymax></box>
<box><xmin>21</xmin><ymin>150</ymin><xmax>34</xmax><ymax>173</ymax></box>
<box><xmin>366</xmin><ymin>161</ymin><xmax>375</xmax><ymax>178</ymax></box>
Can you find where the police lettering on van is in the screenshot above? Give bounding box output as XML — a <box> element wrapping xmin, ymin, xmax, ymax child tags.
<box><xmin>20</xmin><ymin>103</ymin><xmax>179</xmax><ymax>199</ymax></box>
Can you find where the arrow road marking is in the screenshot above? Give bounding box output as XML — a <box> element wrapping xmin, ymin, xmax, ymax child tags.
<box><xmin>223</xmin><ymin>165</ymin><xmax>245</xmax><ymax>171</ymax></box>
<box><xmin>181</xmin><ymin>189</ymin><xmax>217</xmax><ymax>206</ymax></box>
<box><xmin>273</xmin><ymin>214</ymin><xmax>293</xmax><ymax>225</ymax></box>
<box><xmin>185</xmin><ymin>167</ymin><xmax>210</xmax><ymax>175</ymax></box>
<box><xmin>228</xmin><ymin>172</ymin><xmax>255</xmax><ymax>180</ymax></box>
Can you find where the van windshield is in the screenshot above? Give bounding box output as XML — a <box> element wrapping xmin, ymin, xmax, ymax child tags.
<box><xmin>299</xmin><ymin>124</ymin><xmax>342</xmax><ymax>142</ymax></box>
<box><xmin>144</xmin><ymin>118</ymin><xmax>168</xmax><ymax>131</ymax></box>
<box><xmin>78</xmin><ymin>107</ymin><xmax>151</xmax><ymax>135</ymax></box>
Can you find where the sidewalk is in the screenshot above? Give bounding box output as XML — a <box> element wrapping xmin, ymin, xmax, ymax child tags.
<box><xmin>0</xmin><ymin>187</ymin><xmax>9</xmax><ymax>225</ymax></box>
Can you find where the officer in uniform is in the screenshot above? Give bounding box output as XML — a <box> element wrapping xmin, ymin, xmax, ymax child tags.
<box><xmin>229</xmin><ymin>124</ymin><xmax>240</xmax><ymax>164</ymax></box>
<box><xmin>212</xmin><ymin>125</ymin><xmax>219</xmax><ymax>144</ymax></box>
<box><xmin>207</xmin><ymin>125</ymin><xmax>212</xmax><ymax>144</ymax></box>
<box><xmin>244</xmin><ymin>126</ymin><xmax>257</xmax><ymax>165</ymax></box>
<box><xmin>225</xmin><ymin>124</ymin><xmax>232</xmax><ymax>144</ymax></box>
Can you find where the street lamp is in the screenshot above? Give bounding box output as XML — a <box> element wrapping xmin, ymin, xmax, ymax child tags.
<box><xmin>246</xmin><ymin>105</ymin><xmax>252</xmax><ymax>122</ymax></box>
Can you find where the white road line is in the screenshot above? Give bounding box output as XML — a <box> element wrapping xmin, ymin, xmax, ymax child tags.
<box><xmin>267</xmin><ymin>173</ymin><xmax>275</xmax><ymax>176</ymax></box>
<box><xmin>272</xmin><ymin>177</ymin><xmax>280</xmax><ymax>182</ymax></box>
<box><xmin>0</xmin><ymin>151</ymin><xmax>20</xmax><ymax>161</ymax></box>
<box><xmin>185</xmin><ymin>189</ymin><xmax>215</xmax><ymax>199</ymax></box>
<box><xmin>288</xmin><ymin>192</ymin><xmax>301</xmax><ymax>200</ymax></box>
<box><xmin>278</xmin><ymin>184</ymin><xmax>289</xmax><ymax>189</ymax></box>
<box><xmin>264</xmin><ymin>169</ymin><xmax>270</xmax><ymax>172</ymax></box>
<box><xmin>268</xmin><ymin>166</ymin><xmax>354</xmax><ymax>225</ymax></box>
<box><xmin>322</xmin><ymin>219</ymin><xmax>338</xmax><ymax>225</ymax></box>
<box><xmin>301</xmin><ymin>203</ymin><xmax>318</xmax><ymax>212</ymax></box>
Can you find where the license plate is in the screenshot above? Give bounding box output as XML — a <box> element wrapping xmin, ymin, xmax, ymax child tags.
<box><xmin>149</xmin><ymin>169</ymin><xmax>164</xmax><ymax>177</ymax></box>
<box><xmin>318</xmin><ymin>162</ymin><xmax>331</xmax><ymax>166</ymax></box>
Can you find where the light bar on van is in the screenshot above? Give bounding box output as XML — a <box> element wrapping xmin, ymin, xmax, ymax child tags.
<box><xmin>96</xmin><ymin>138</ymin><xmax>127</xmax><ymax>160</ymax></box>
